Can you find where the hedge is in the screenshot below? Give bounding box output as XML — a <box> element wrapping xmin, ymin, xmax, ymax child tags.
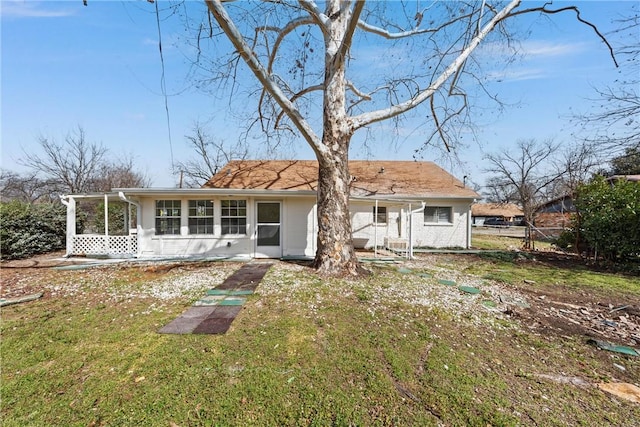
<box><xmin>0</xmin><ymin>201</ymin><xmax>67</xmax><ymax>260</ymax></box>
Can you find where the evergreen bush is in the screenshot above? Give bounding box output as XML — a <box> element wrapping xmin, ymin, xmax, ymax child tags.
<box><xmin>0</xmin><ymin>201</ymin><xmax>67</xmax><ymax>260</ymax></box>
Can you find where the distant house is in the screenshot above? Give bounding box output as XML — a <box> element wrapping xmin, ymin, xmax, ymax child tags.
<box><xmin>61</xmin><ymin>160</ymin><xmax>479</xmax><ymax>259</ymax></box>
<box><xmin>532</xmin><ymin>177</ymin><xmax>639</xmax><ymax>239</ymax></box>
<box><xmin>471</xmin><ymin>203</ymin><xmax>524</xmax><ymax>226</ymax></box>
<box><xmin>607</xmin><ymin>174</ymin><xmax>640</xmax><ymax>183</ymax></box>
<box><xmin>532</xmin><ymin>195</ymin><xmax>575</xmax><ymax>239</ymax></box>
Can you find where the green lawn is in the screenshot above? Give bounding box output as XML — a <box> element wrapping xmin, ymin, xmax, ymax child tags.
<box><xmin>1</xmin><ymin>257</ymin><xmax>639</xmax><ymax>426</ymax></box>
<box><xmin>471</xmin><ymin>232</ymin><xmax>553</xmax><ymax>251</ymax></box>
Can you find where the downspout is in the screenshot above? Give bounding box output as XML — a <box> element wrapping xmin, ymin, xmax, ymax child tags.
<box><xmin>118</xmin><ymin>191</ymin><xmax>141</xmax><ymax>223</ymax></box>
<box><xmin>467</xmin><ymin>199</ymin><xmax>476</xmax><ymax>249</ymax></box>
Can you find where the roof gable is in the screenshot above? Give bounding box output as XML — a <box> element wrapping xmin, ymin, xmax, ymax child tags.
<box><xmin>204</xmin><ymin>160</ymin><xmax>479</xmax><ymax>199</ymax></box>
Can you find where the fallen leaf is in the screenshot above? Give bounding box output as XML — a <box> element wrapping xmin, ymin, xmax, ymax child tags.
<box><xmin>597</xmin><ymin>382</ymin><xmax>640</xmax><ymax>403</ymax></box>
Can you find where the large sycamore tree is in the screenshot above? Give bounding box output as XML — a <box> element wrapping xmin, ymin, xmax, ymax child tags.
<box><xmin>113</xmin><ymin>0</ymin><xmax>611</xmax><ymax>276</ymax></box>
<box><xmin>200</xmin><ymin>0</ymin><xmax>614</xmax><ymax>276</ymax></box>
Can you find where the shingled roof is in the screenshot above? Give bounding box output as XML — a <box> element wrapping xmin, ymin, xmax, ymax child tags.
<box><xmin>203</xmin><ymin>160</ymin><xmax>479</xmax><ymax>199</ymax></box>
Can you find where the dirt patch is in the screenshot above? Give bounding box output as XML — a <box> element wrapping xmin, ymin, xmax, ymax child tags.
<box><xmin>507</xmin><ymin>286</ymin><xmax>640</xmax><ymax>348</ymax></box>
<box><xmin>0</xmin><ymin>251</ymin><xmax>89</xmax><ymax>268</ymax></box>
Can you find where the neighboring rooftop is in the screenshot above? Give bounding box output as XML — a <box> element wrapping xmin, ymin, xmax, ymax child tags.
<box><xmin>204</xmin><ymin>160</ymin><xmax>479</xmax><ymax>199</ymax></box>
<box><xmin>607</xmin><ymin>175</ymin><xmax>640</xmax><ymax>183</ymax></box>
<box><xmin>472</xmin><ymin>203</ymin><xmax>523</xmax><ymax>218</ymax></box>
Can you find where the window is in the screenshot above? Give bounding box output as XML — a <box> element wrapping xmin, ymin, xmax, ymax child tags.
<box><xmin>155</xmin><ymin>200</ymin><xmax>181</xmax><ymax>235</ymax></box>
<box><xmin>373</xmin><ymin>206</ymin><xmax>387</xmax><ymax>224</ymax></box>
<box><xmin>221</xmin><ymin>199</ymin><xmax>247</xmax><ymax>235</ymax></box>
<box><xmin>424</xmin><ymin>206</ymin><xmax>452</xmax><ymax>224</ymax></box>
<box><xmin>188</xmin><ymin>200</ymin><xmax>214</xmax><ymax>234</ymax></box>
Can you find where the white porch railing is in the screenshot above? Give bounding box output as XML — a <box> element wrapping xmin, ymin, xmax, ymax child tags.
<box><xmin>71</xmin><ymin>235</ymin><xmax>138</xmax><ymax>256</ymax></box>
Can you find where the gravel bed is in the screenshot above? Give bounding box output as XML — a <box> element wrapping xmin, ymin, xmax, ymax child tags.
<box><xmin>1</xmin><ymin>262</ymin><xmax>240</xmax><ymax>302</ymax></box>
<box><xmin>258</xmin><ymin>260</ymin><xmax>528</xmax><ymax>329</ymax></box>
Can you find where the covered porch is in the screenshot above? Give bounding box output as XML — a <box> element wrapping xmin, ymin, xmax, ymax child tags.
<box><xmin>61</xmin><ymin>191</ymin><xmax>140</xmax><ymax>257</ymax></box>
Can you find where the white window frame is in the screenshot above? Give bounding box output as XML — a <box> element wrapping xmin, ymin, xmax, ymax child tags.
<box><xmin>221</xmin><ymin>199</ymin><xmax>247</xmax><ymax>235</ymax></box>
<box><xmin>155</xmin><ymin>200</ymin><xmax>181</xmax><ymax>235</ymax></box>
<box><xmin>424</xmin><ymin>206</ymin><xmax>453</xmax><ymax>224</ymax></box>
<box><xmin>188</xmin><ymin>200</ymin><xmax>214</xmax><ymax>235</ymax></box>
<box><xmin>373</xmin><ymin>206</ymin><xmax>387</xmax><ymax>224</ymax></box>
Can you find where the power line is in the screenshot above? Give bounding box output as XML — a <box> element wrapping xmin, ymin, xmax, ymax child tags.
<box><xmin>154</xmin><ymin>0</ymin><xmax>175</xmax><ymax>171</ymax></box>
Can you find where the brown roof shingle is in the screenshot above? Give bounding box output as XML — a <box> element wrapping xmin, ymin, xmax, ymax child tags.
<box><xmin>472</xmin><ymin>203</ymin><xmax>523</xmax><ymax>217</ymax></box>
<box><xmin>204</xmin><ymin>160</ymin><xmax>479</xmax><ymax>199</ymax></box>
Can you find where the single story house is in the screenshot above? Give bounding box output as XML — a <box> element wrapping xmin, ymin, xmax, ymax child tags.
<box><xmin>61</xmin><ymin>160</ymin><xmax>479</xmax><ymax>259</ymax></box>
<box><xmin>471</xmin><ymin>203</ymin><xmax>524</xmax><ymax>226</ymax></box>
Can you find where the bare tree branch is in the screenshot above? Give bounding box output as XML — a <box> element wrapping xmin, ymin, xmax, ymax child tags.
<box><xmin>174</xmin><ymin>124</ymin><xmax>249</xmax><ymax>188</ymax></box>
<box><xmin>205</xmin><ymin>0</ymin><xmax>324</xmax><ymax>154</ymax></box>
<box><xmin>506</xmin><ymin>3</ymin><xmax>618</xmax><ymax>67</ymax></box>
<box><xmin>483</xmin><ymin>139</ymin><xmax>572</xmax><ymax>228</ymax></box>
<box><xmin>349</xmin><ymin>0</ymin><xmax>521</xmax><ymax>131</ymax></box>
<box><xmin>20</xmin><ymin>126</ymin><xmax>107</xmax><ymax>194</ymax></box>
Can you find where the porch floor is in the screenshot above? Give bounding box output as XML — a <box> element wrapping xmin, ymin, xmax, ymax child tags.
<box><xmin>158</xmin><ymin>262</ymin><xmax>272</xmax><ymax>335</ymax></box>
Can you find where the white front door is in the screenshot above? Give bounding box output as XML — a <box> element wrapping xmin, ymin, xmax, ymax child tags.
<box><xmin>255</xmin><ymin>201</ymin><xmax>282</xmax><ymax>258</ymax></box>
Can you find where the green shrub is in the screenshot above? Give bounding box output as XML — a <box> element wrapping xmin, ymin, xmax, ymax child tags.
<box><xmin>0</xmin><ymin>201</ymin><xmax>67</xmax><ymax>260</ymax></box>
<box><xmin>574</xmin><ymin>176</ymin><xmax>640</xmax><ymax>263</ymax></box>
<box><xmin>92</xmin><ymin>201</ymin><xmax>132</xmax><ymax>236</ymax></box>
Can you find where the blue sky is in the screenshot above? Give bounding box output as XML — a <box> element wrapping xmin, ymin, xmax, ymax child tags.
<box><xmin>1</xmin><ymin>1</ymin><xmax>637</xmax><ymax>188</ymax></box>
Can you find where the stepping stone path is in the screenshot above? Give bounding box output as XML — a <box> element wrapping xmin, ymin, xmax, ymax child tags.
<box><xmin>159</xmin><ymin>262</ymin><xmax>272</xmax><ymax>335</ymax></box>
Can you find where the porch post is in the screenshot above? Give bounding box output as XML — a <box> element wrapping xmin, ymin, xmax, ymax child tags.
<box><xmin>104</xmin><ymin>194</ymin><xmax>109</xmax><ymax>236</ymax></box>
<box><xmin>467</xmin><ymin>206</ymin><xmax>473</xmax><ymax>249</ymax></box>
<box><xmin>374</xmin><ymin>199</ymin><xmax>378</xmax><ymax>258</ymax></box>
<box><xmin>62</xmin><ymin>196</ymin><xmax>76</xmax><ymax>256</ymax></box>
<box><xmin>408</xmin><ymin>203</ymin><xmax>413</xmax><ymax>260</ymax></box>
<box><xmin>104</xmin><ymin>194</ymin><xmax>109</xmax><ymax>253</ymax></box>
<box><xmin>124</xmin><ymin>202</ymin><xmax>130</xmax><ymax>234</ymax></box>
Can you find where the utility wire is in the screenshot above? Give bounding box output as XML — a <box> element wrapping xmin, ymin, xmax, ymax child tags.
<box><xmin>154</xmin><ymin>0</ymin><xmax>175</xmax><ymax>171</ymax></box>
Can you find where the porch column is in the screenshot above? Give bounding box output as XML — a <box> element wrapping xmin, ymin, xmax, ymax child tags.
<box><xmin>124</xmin><ymin>202</ymin><xmax>130</xmax><ymax>234</ymax></box>
<box><xmin>467</xmin><ymin>206</ymin><xmax>472</xmax><ymax>249</ymax></box>
<box><xmin>408</xmin><ymin>203</ymin><xmax>413</xmax><ymax>260</ymax></box>
<box><xmin>104</xmin><ymin>194</ymin><xmax>109</xmax><ymax>236</ymax></box>
<box><xmin>374</xmin><ymin>199</ymin><xmax>378</xmax><ymax>258</ymax></box>
<box><xmin>63</xmin><ymin>196</ymin><xmax>76</xmax><ymax>256</ymax></box>
<box><xmin>104</xmin><ymin>194</ymin><xmax>109</xmax><ymax>254</ymax></box>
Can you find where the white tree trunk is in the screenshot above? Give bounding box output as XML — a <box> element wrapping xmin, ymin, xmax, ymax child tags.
<box><xmin>313</xmin><ymin>150</ymin><xmax>361</xmax><ymax>275</ymax></box>
<box><xmin>311</xmin><ymin>0</ymin><xmax>363</xmax><ymax>276</ymax></box>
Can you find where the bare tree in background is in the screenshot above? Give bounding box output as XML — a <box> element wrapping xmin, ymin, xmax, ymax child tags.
<box><xmin>14</xmin><ymin>126</ymin><xmax>149</xmax><ymax>197</ymax></box>
<box><xmin>0</xmin><ymin>170</ymin><xmax>57</xmax><ymax>203</ymax></box>
<box><xmin>20</xmin><ymin>126</ymin><xmax>107</xmax><ymax>195</ymax></box>
<box><xmin>92</xmin><ymin>158</ymin><xmax>151</xmax><ymax>192</ymax></box>
<box><xmin>482</xmin><ymin>176</ymin><xmax>519</xmax><ymax>204</ymax></box>
<box><xmin>574</xmin><ymin>7</ymin><xmax>639</xmax><ymax>154</ymax></box>
<box><xmin>483</xmin><ymin>139</ymin><xmax>569</xmax><ymax>241</ymax></box>
<box><xmin>174</xmin><ymin>124</ymin><xmax>249</xmax><ymax>188</ymax></box>
<box><xmin>548</xmin><ymin>142</ymin><xmax>600</xmax><ymax>199</ymax></box>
